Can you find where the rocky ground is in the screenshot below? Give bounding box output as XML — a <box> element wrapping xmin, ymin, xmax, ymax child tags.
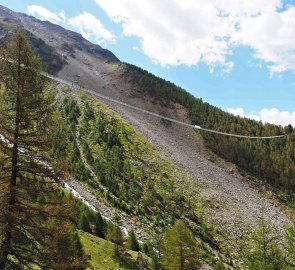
<box><xmin>100</xmin><ymin>94</ymin><xmax>291</xmax><ymax>241</ymax></box>
<box><xmin>1</xmin><ymin>6</ymin><xmax>292</xmax><ymax>267</ymax></box>
<box><xmin>65</xmin><ymin>178</ymin><xmax>150</xmax><ymax>241</ymax></box>
<box><xmin>54</xmin><ymin>43</ymin><xmax>291</xmax><ymax>244</ymax></box>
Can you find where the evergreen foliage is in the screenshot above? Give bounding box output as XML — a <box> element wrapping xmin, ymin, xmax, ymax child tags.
<box><xmin>76</xmin><ymin>94</ymin><xmax>199</xmax><ymax>231</ymax></box>
<box><xmin>107</xmin><ymin>213</ymin><xmax>125</xmax><ymax>257</ymax></box>
<box><xmin>52</xmin><ymin>96</ymin><xmax>92</xmax><ymax>183</ymax></box>
<box><xmin>285</xmin><ymin>220</ymin><xmax>295</xmax><ymax>268</ymax></box>
<box><xmin>78</xmin><ymin>213</ymin><xmax>92</xmax><ymax>233</ymax></box>
<box><xmin>162</xmin><ymin>220</ymin><xmax>200</xmax><ymax>270</ymax></box>
<box><xmin>77</xmin><ymin>208</ymin><xmax>107</xmax><ymax>238</ymax></box>
<box><xmin>143</xmin><ymin>240</ymin><xmax>161</xmax><ymax>270</ymax></box>
<box><xmin>50</xmin><ymin>93</ymin><xmax>219</xmax><ymax>265</ymax></box>
<box><xmin>242</xmin><ymin>216</ymin><xmax>286</xmax><ymax>270</ymax></box>
<box><xmin>126</xmin><ymin>63</ymin><xmax>295</xmax><ymax>195</ymax></box>
<box><xmin>0</xmin><ymin>32</ymin><xmax>86</xmax><ymax>269</ymax></box>
<box><xmin>92</xmin><ymin>211</ymin><xmax>107</xmax><ymax>238</ymax></box>
<box><xmin>128</xmin><ymin>229</ymin><xmax>140</xmax><ymax>251</ymax></box>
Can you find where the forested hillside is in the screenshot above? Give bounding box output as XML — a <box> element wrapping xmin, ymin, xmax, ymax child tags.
<box><xmin>0</xmin><ymin>32</ymin><xmax>217</xmax><ymax>269</ymax></box>
<box><xmin>51</xmin><ymin>93</ymin><xmax>220</xmax><ymax>244</ymax></box>
<box><xmin>126</xmin><ymin>64</ymin><xmax>295</xmax><ymax>198</ymax></box>
<box><xmin>49</xmin><ymin>91</ymin><xmax>295</xmax><ymax>269</ymax></box>
<box><xmin>1</xmin><ymin>16</ymin><xmax>295</xmax><ymax>269</ymax></box>
<box><xmin>0</xmin><ymin>32</ymin><xmax>87</xmax><ymax>269</ymax></box>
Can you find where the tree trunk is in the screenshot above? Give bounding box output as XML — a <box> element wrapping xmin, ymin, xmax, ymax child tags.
<box><xmin>0</xmin><ymin>40</ymin><xmax>21</xmax><ymax>268</ymax></box>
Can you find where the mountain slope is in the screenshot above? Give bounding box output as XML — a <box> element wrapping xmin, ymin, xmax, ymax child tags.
<box><xmin>0</xmin><ymin>1</ymin><xmax>291</xmax><ymax>235</ymax></box>
<box><xmin>0</xmin><ymin>5</ymin><xmax>294</xmax><ymax>268</ymax></box>
<box><xmin>99</xmin><ymin>85</ymin><xmax>290</xmax><ymax>237</ymax></box>
<box><xmin>79</xmin><ymin>230</ymin><xmax>152</xmax><ymax>270</ymax></box>
<box><xmin>52</xmin><ymin>93</ymin><xmax>229</xmax><ymax>269</ymax></box>
<box><xmin>0</xmin><ymin>5</ymin><xmax>118</xmax><ymax>76</ymax></box>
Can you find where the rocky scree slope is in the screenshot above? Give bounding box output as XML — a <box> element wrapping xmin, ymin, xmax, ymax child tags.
<box><xmin>0</xmin><ymin>4</ymin><xmax>291</xmax><ymax>249</ymax></box>
<box><xmin>0</xmin><ymin>5</ymin><xmax>118</xmax><ymax>76</ymax></box>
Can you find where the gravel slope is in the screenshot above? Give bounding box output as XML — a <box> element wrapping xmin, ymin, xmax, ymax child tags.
<box><xmin>100</xmin><ymin>96</ymin><xmax>291</xmax><ymax>241</ymax></box>
<box><xmin>55</xmin><ymin>45</ymin><xmax>291</xmax><ymax>243</ymax></box>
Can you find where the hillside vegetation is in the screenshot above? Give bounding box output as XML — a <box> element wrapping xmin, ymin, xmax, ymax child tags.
<box><xmin>51</xmin><ymin>93</ymin><xmax>220</xmax><ymax>245</ymax></box>
<box><xmin>1</xmin><ymin>27</ymin><xmax>295</xmax><ymax>269</ymax></box>
<box><xmin>49</xmin><ymin>92</ymin><xmax>295</xmax><ymax>269</ymax></box>
<box><xmin>79</xmin><ymin>230</ymin><xmax>152</xmax><ymax>270</ymax></box>
<box><xmin>0</xmin><ymin>32</ymin><xmax>86</xmax><ymax>269</ymax></box>
<box><xmin>126</xmin><ymin>64</ymin><xmax>295</xmax><ymax>200</ymax></box>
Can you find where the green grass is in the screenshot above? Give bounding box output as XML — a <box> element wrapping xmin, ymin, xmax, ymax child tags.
<box><xmin>79</xmin><ymin>230</ymin><xmax>151</xmax><ymax>270</ymax></box>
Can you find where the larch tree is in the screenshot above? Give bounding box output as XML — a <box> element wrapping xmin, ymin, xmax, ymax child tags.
<box><xmin>108</xmin><ymin>212</ymin><xmax>124</xmax><ymax>257</ymax></box>
<box><xmin>0</xmin><ymin>32</ymin><xmax>86</xmax><ymax>269</ymax></box>
<box><xmin>242</xmin><ymin>214</ymin><xmax>287</xmax><ymax>270</ymax></box>
<box><xmin>162</xmin><ymin>219</ymin><xmax>200</xmax><ymax>270</ymax></box>
<box><xmin>128</xmin><ymin>229</ymin><xmax>140</xmax><ymax>251</ymax></box>
<box><xmin>285</xmin><ymin>220</ymin><xmax>295</xmax><ymax>268</ymax></box>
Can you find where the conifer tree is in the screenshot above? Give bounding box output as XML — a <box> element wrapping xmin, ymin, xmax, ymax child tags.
<box><xmin>93</xmin><ymin>211</ymin><xmax>107</xmax><ymax>238</ymax></box>
<box><xmin>143</xmin><ymin>240</ymin><xmax>161</xmax><ymax>270</ymax></box>
<box><xmin>108</xmin><ymin>213</ymin><xmax>124</xmax><ymax>257</ymax></box>
<box><xmin>285</xmin><ymin>220</ymin><xmax>295</xmax><ymax>268</ymax></box>
<box><xmin>162</xmin><ymin>219</ymin><xmax>200</xmax><ymax>270</ymax></box>
<box><xmin>78</xmin><ymin>212</ymin><xmax>92</xmax><ymax>233</ymax></box>
<box><xmin>0</xmin><ymin>32</ymin><xmax>85</xmax><ymax>269</ymax></box>
<box><xmin>243</xmin><ymin>214</ymin><xmax>286</xmax><ymax>270</ymax></box>
<box><xmin>128</xmin><ymin>229</ymin><xmax>140</xmax><ymax>251</ymax></box>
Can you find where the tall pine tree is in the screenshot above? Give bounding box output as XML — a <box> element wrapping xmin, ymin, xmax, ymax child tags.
<box><xmin>285</xmin><ymin>220</ymin><xmax>295</xmax><ymax>268</ymax></box>
<box><xmin>242</xmin><ymin>214</ymin><xmax>286</xmax><ymax>270</ymax></box>
<box><xmin>108</xmin><ymin>213</ymin><xmax>124</xmax><ymax>257</ymax></box>
<box><xmin>162</xmin><ymin>219</ymin><xmax>200</xmax><ymax>270</ymax></box>
<box><xmin>0</xmin><ymin>32</ymin><xmax>86</xmax><ymax>269</ymax></box>
<box><xmin>128</xmin><ymin>229</ymin><xmax>140</xmax><ymax>251</ymax></box>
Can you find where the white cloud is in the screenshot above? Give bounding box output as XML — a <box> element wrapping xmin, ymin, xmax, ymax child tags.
<box><xmin>95</xmin><ymin>0</ymin><xmax>295</xmax><ymax>74</ymax></box>
<box><xmin>27</xmin><ymin>5</ymin><xmax>65</xmax><ymax>23</ymax></box>
<box><xmin>227</xmin><ymin>107</ymin><xmax>246</xmax><ymax>117</ymax></box>
<box><xmin>27</xmin><ymin>6</ymin><xmax>115</xmax><ymax>45</ymax></box>
<box><xmin>58</xmin><ymin>11</ymin><xmax>66</xmax><ymax>22</ymax></box>
<box><xmin>227</xmin><ymin>107</ymin><xmax>295</xmax><ymax>126</ymax></box>
<box><xmin>95</xmin><ymin>0</ymin><xmax>233</xmax><ymax>69</ymax></box>
<box><xmin>132</xmin><ymin>46</ymin><xmax>140</xmax><ymax>51</ymax></box>
<box><xmin>230</xmin><ymin>3</ymin><xmax>295</xmax><ymax>75</ymax></box>
<box><xmin>67</xmin><ymin>12</ymin><xmax>115</xmax><ymax>45</ymax></box>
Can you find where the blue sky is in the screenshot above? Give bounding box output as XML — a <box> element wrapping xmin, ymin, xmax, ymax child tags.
<box><xmin>1</xmin><ymin>0</ymin><xmax>295</xmax><ymax>126</ymax></box>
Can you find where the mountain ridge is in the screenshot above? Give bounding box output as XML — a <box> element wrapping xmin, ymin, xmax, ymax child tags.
<box><xmin>0</xmin><ymin>2</ymin><xmax>291</xmax><ymax>233</ymax></box>
<box><xmin>0</xmin><ymin>5</ymin><xmax>294</xmax><ymax>269</ymax></box>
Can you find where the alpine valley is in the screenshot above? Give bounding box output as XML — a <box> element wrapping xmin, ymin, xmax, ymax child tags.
<box><xmin>0</xmin><ymin>4</ymin><xmax>294</xmax><ymax>270</ymax></box>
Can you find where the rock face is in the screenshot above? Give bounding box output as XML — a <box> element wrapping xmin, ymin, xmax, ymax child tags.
<box><xmin>0</xmin><ymin>5</ymin><xmax>119</xmax><ymax>74</ymax></box>
<box><xmin>0</xmin><ymin>3</ymin><xmax>291</xmax><ymax>248</ymax></box>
